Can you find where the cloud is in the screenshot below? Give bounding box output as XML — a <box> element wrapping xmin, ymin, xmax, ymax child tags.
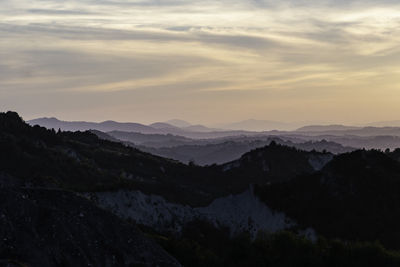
<box><xmin>1</xmin><ymin>0</ymin><xmax>400</xmax><ymax>123</ymax></box>
<box><xmin>26</xmin><ymin>9</ymin><xmax>98</xmax><ymax>15</ymax></box>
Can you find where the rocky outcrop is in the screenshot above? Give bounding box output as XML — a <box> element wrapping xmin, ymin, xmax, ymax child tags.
<box><xmin>91</xmin><ymin>187</ymin><xmax>293</xmax><ymax>238</ymax></box>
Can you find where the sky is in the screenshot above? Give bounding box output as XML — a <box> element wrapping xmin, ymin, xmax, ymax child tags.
<box><xmin>1</xmin><ymin>0</ymin><xmax>400</xmax><ymax>125</ymax></box>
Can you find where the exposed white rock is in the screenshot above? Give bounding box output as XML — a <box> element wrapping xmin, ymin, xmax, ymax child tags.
<box><xmin>91</xmin><ymin>187</ymin><xmax>294</xmax><ymax>238</ymax></box>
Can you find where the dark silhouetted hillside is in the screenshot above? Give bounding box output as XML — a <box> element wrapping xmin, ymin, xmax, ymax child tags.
<box><xmin>257</xmin><ymin>149</ymin><xmax>400</xmax><ymax>249</ymax></box>
<box><xmin>0</xmin><ymin>185</ymin><xmax>180</xmax><ymax>267</ymax></box>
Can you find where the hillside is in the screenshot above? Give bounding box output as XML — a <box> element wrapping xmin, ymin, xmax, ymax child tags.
<box><xmin>257</xmin><ymin>149</ymin><xmax>400</xmax><ymax>249</ymax></box>
<box><xmin>0</xmin><ymin>185</ymin><xmax>180</xmax><ymax>267</ymax></box>
<box><xmin>2</xmin><ymin>112</ymin><xmax>228</xmax><ymax>206</ymax></box>
<box><xmin>0</xmin><ymin>112</ymin><xmax>183</xmax><ymax>266</ymax></box>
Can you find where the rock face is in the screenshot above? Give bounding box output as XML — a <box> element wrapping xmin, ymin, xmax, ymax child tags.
<box><xmin>0</xmin><ymin>186</ymin><xmax>181</xmax><ymax>267</ymax></box>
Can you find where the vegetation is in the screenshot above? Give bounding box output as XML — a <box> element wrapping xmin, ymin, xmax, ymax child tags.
<box><xmin>144</xmin><ymin>221</ymin><xmax>400</xmax><ymax>267</ymax></box>
<box><xmin>256</xmin><ymin>149</ymin><xmax>400</xmax><ymax>249</ymax></box>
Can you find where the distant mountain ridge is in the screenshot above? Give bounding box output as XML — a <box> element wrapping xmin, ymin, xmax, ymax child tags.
<box><xmin>149</xmin><ymin>122</ymin><xmax>180</xmax><ymax>130</ymax></box>
<box><xmin>28</xmin><ymin>117</ymin><xmax>257</xmax><ymax>139</ymax></box>
<box><xmin>365</xmin><ymin>120</ymin><xmax>400</xmax><ymax>127</ymax></box>
<box><xmin>165</xmin><ymin>119</ymin><xmax>191</xmax><ymax>128</ymax></box>
<box><xmin>29</xmin><ymin>117</ymin><xmax>155</xmax><ymax>133</ymax></box>
<box><xmin>30</xmin><ymin>117</ymin><xmax>400</xmax><ymax>139</ymax></box>
<box><xmin>217</xmin><ymin>119</ymin><xmax>298</xmax><ymax>131</ymax></box>
<box><xmin>28</xmin><ymin>117</ymin><xmax>222</xmax><ymax>136</ymax></box>
<box><xmin>293</xmin><ymin>126</ymin><xmax>400</xmax><ymax>137</ymax></box>
<box><xmin>296</xmin><ymin>125</ymin><xmax>361</xmax><ymax>132</ymax></box>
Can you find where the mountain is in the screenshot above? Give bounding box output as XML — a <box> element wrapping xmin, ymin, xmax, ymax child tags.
<box><xmin>218</xmin><ymin>119</ymin><xmax>297</xmax><ymax>131</ymax></box>
<box><xmin>149</xmin><ymin>122</ymin><xmax>180</xmax><ymax>130</ymax></box>
<box><xmin>296</xmin><ymin>125</ymin><xmax>361</xmax><ymax>132</ymax></box>
<box><xmin>165</xmin><ymin>119</ymin><xmax>191</xmax><ymax>128</ymax></box>
<box><xmin>293</xmin><ymin>126</ymin><xmax>400</xmax><ymax>137</ymax></box>
<box><xmin>29</xmin><ymin>117</ymin><xmax>156</xmax><ymax>133</ymax></box>
<box><xmin>29</xmin><ymin>117</ymin><xmax>257</xmax><ymax>139</ymax></box>
<box><xmin>365</xmin><ymin>120</ymin><xmax>400</xmax><ymax>127</ymax></box>
<box><xmin>183</xmin><ymin>124</ymin><xmax>221</xmax><ymax>132</ymax></box>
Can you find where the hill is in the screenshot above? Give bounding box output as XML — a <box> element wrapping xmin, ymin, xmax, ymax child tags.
<box><xmin>257</xmin><ymin>149</ymin><xmax>400</xmax><ymax>249</ymax></box>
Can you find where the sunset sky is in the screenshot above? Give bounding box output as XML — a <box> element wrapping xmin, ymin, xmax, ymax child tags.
<box><xmin>1</xmin><ymin>0</ymin><xmax>400</xmax><ymax>124</ymax></box>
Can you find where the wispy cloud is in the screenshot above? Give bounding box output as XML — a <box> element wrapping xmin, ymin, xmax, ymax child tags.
<box><xmin>1</xmin><ymin>0</ymin><xmax>400</xmax><ymax>123</ymax></box>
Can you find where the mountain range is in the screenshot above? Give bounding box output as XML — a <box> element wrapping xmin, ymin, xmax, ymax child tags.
<box><xmin>29</xmin><ymin>117</ymin><xmax>400</xmax><ymax>139</ymax></box>
<box><xmin>28</xmin><ymin>117</ymin><xmax>253</xmax><ymax>139</ymax></box>
<box><xmin>4</xmin><ymin>111</ymin><xmax>400</xmax><ymax>266</ymax></box>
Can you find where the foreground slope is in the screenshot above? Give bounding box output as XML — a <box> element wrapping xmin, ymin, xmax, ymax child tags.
<box><xmin>0</xmin><ymin>184</ymin><xmax>180</xmax><ymax>267</ymax></box>
<box><xmin>0</xmin><ymin>112</ymin><xmax>182</xmax><ymax>266</ymax></box>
